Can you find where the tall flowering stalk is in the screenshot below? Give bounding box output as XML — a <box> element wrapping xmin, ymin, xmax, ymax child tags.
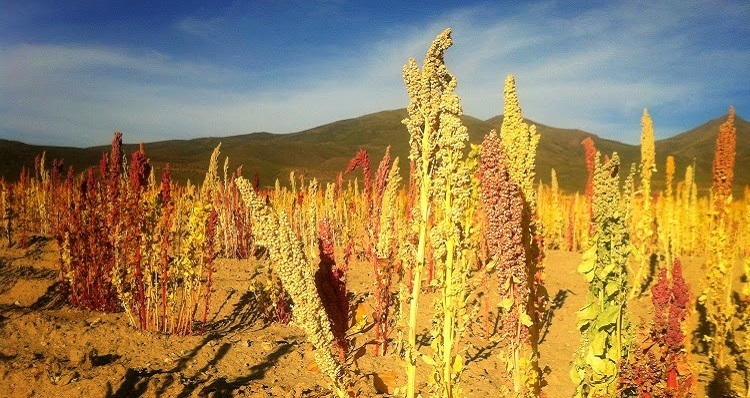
<box><xmin>543</xmin><ymin>169</ymin><xmax>565</xmax><ymax>250</ymax></box>
<box><xmin>639</xmin><ymin>108</ymin><xmax>656</xmax><ymax>205</ymax></box>
<box><xmin>712</xmin><ymin>107</ymin><xmax>736</xmax><ymax>208</ymax></box>
<box><xmin>499</xmin><ymin>76</ymin><xmax>539</xmax><ymax>207</ymax></box>
<box><xmin>2</xmin><ymin>179</ymin><xmax>12</xmax><ymax>246</ymax></box>
<box><xmin>426</xmin><ymin>66</ymin><xmax>472</xmax><ymax>398</ymax></box>
<box><xmin>373</xmin><ymin>154</ymin><xmax>402</xmax><ymax>355</ymax></box>
<box><xmin>236</xmin><ymin>177</ymin><xmax>353</xmax><ymax>398</ymax></box>
<box><xmin>345</xmin><ymin>148</ymin><xmax>402</xmax><ymax>355</ymax></box>
<box><xmin>581</xmin><ymin>137</ymin><xmax>597</xmax><ymax>243</ymax></box>
<box><xmin>478</xmin><ymin>75</ymin><xmax>546</xmax><ymax>396</ymax></box>
<box><xmin>401</xmin><ymin>28</ymin><xmax>454</xmax><ymax>398</ymax></box>
<box><xmin>630</xmin><ymin>109</ymin><xmax>657</xmax><ymax>298</ymax></box>
<box><xmin>679</xmin><ymin>165</ymin><xmax>699</xmax><ymax>256</ymax></box>
<box><xmin>499</xmin><ymin>74</ymin><xmax>547</xmax><ymax>331</ymax></box>
<box><xmin>699</xmin><ymin>107</ymin><xmax>739</xmax><ymax>393</ymax></box>
<box><xmin>661</xmin><ymin>156</ymin><xmax>677</xmax><ymax>266</ymax></box>
<box><xmin>571</xmin><ymin>153</ymin><xmax>632</xmax><ymax>397</ymax></box>
<box><xmin>480</xmin><ymin>130</ymin><xmax>540</xmax><ymax>396</ymax></box>
<box><xmin>400</xmin><ymin>28</ymin><xmax>475</xmax><ymax>398</ymax></box>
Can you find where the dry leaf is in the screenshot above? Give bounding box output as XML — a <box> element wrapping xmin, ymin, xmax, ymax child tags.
<box><xmin>355</xmin><ymin>303</ymin><xmax>367</xmax><ymax>324</ymax></box>
<box><xmin>305</xmin><ymin>360</ymin><xmax>320</xmax><ymax>373</ymax></box>
<box><xmin>373</xmin><ymin>371</ymin><xmax>397</xmax><ymax>394</ymax></box>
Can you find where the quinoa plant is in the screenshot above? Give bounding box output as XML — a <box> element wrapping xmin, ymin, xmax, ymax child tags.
<box><xmin>2</xmin><ymin>178</ymin><xmax>12</xmax><ymax>246</ymax></box>
<box><xmin>400</xmin><ymin>28</ymin><xmax>475</xmax><ymax>398</ymax></box>
<box><xmin>236</xmin><ymin>177</ymin><xmax>353</xmax><ymax>398</ymax></box>
<box><xmin>630</xmin><ymin>109</ymin><xmax>657</xmax><ymax>299</ymax></box>
<box><xmin>699</xmin><ymin>107</ymin><xmax>742</xmax><ymax>394</ymax></box>
<box><xmin>345</xmin><ymin>148</ymin><xmax>403</xmax><ymax>355</ymax></box>
<box><xmin>620</xmin><ymin>259</ymin><xmax>694</xmax><ymax>397</ymax></box>
<box><xmin>571</xmin><ymin>152</ymin><xmax>633</xmax><ymax>397</ymax></box>
<box><xmin>480</xmin><ymin>130</ymin><xmax>540</xmax><ymax>396</ymax></box>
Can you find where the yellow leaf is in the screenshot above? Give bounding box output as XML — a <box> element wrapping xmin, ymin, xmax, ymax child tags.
<box><xmin>452</xmin><ymin>354</ymin><xmax>463</xmax><ymax>373</ymax></box>
<box><xmin>355</xmin><ymin>303</ymin><xmax>367</xmax><ymax>323</ymax></box>
<box><xmin>420</xmin><ymin>353</ymin><xmax>436</xmax><ymax>366</ymax></box>
<box><xmin>498</xmin><ymin>298</ymin><xmax>513</xmax><ymax>311</ymax></box>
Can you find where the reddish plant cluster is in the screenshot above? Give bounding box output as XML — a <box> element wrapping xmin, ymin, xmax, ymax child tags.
<box><xmin>59</xmin><ymin>167</ymin><xmax>120</xmax><ymax>311</ymax></box>
<box><xmin>479</xmin><ymin>130</ymin><xmax>538</xmax><ymax>388</ymax></box>
<box><xmin>346</xmin><ymin>149</ymin><xmax>372</xmax><ymax>208</ymax></box>
<box><xmin>315</xmin><ymin>218</ymin><xmax>350</xmax><ymax>363</ymax></box>
<box><xmin>57</xmin><ymin>133</ymin><xmax>126</xmax><ymax>311</ymax></box>
<box><xmin>480</xmin><ymin>131</ymin><xmax>526</xmax><ymax>289</ymax></box>
<box><xmin>55</xmin><ymin>132</ymin><xmax>217</xmax><ymax>335</ymax></box>
<box><xmin>581</xmin><ymin>138</ymin><xmax>597</xmax><ymax>224</ymax></box>
<box><xmin>344</xmin><ymin>148</ymin><xmax>399</xmax><ymax>355</ymax></box>
<box><xmin>214</xmin><ymin>166</ymin><xmax>256</xmax><ymax>259</ymax></box>
<box><xmin>711</xmin><ymin>106</ymin><xmax>736</xmax><ymax>206</ymax></box>
<box><xmin>620</xmin><ymin>259</ymin><xmax>694</xmax><ymax>397</ymax></box>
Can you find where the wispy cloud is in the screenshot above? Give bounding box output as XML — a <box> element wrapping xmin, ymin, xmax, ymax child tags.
<box><xmin>404</xmin><ymin>0</ymin><xmax>750</xmax><ymax>140</ymax></box>
<box><xmin>1</xmin><ymin>0</ymin><xmax>748</xmax><ymax>147</ymax></box>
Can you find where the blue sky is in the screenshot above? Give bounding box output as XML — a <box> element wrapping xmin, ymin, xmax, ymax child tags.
<box><xmin>1</xmin><ymin>0</ymin><xmax>748</xmax><ymax>147</ymax></box>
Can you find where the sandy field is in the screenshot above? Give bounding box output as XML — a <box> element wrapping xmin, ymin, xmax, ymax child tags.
<box><xmin>0</xmin><ymin>238</ymin><xmax>730</xmax><ymax>397</ymax></box>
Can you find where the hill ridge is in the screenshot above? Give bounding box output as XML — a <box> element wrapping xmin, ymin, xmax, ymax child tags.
<box><xmin>1</xmin><ymin>110</ymin><xmax>747</xmax><ymax>194</ymax></box>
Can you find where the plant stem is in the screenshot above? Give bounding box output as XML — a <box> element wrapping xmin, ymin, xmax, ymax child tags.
<box><xmin>406</xmin><ymin>124</ymin><xmax>433</xmax><ymax>398</ymax></box>
<box><xmin>443</xmin><ymin>236</ymin><xmax>455</xmax><ymax>398</ymax></box>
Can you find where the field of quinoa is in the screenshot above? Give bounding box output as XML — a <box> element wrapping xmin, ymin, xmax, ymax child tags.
<box><xmin>0</xmin><ymin>29</ymin><xmax>748</xmax><ymax>398</ymax></box>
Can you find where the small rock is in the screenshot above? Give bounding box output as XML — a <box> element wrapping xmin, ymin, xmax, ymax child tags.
<box><xmin>58</xmin><ymin>371</ymin><xmax>79</xmax><ymax>386</ymax></box>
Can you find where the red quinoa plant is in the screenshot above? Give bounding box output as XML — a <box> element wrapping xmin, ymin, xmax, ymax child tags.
<box><xmin>620</xmin><ymin>259</ymin><xmax>694</xmax><ymax>397</ymax></box>
<box><xmin>58</xmin><ymin>132</ymin><xmax>217</xmax><ymax>335</ymax></box>
<box><xmin>344</xmin><ymin>147</ymin><xmax>402</xmax><ymax>355</ymax></box>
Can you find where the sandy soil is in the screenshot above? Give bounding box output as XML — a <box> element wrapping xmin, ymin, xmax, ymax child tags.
<box><xmin>0</xmin><ymin>238</ymin><xmax>733</xmax><ymax>397</ymax></box>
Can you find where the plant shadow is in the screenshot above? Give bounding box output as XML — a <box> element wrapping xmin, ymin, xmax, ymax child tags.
<box><xmin>539</xmin><ymin>288</ymin><xmax>573</xmax><ymax>344</ymax></box>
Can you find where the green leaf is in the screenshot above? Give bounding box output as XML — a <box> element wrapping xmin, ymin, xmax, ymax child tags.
<box><xmin>576</xmin><ymin>302</ymin><xmax>598</xmax><ymax>330</ymax></box>
<box><xmin>594</xmin><ymin>305</ymin><xmax>620</xmax><ymax>330</ymax></box>
<box><xmin>604</xmin><ymin>281</ymin><xmax>620</xmax><ymax>298</ymax></box>
<box><xmin>591</xmin><ymin>331</ymin><xmax>608</xmax><ymax>356</ymax></box>
<box><xmin>420</xmin><ymin>353</ymin><xmax>436</xmax><ymax>366</ymax></box>
<box><xmin>596</xmin><ymin>261</ymin><xmax>616</xmax><ymax>280</ymax></box>
<box><xmin>587</xmin><ymin>350</ymin><xmax>616</xmax><ymax>378</ymax></box>
<box><xmin>578</xmin><ymin>245</ymin><xmax>597</xmax><ymax>282</ymax></box>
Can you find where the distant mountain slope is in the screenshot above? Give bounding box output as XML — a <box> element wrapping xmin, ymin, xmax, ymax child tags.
<box><xmin>0</xmin><ymin>110</ymin><xmax>746</xmax><ymax>194</ymax></box>
<box><xmin>656</xmin><ymin>113</ymin><xmax>750</xmax><ymax>193</ymax></box>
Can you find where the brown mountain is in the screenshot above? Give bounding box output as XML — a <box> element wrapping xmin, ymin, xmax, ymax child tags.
<box><xmin>0</xmin><ymin>110</ymin><xmax>746</xmax><ymax>194</ymax></box>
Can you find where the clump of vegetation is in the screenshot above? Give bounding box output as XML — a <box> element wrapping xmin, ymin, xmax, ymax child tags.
<box><xmin>236</xmin><ymin>177</ymin><xmax>354</xmax><ymax>398</ymax></box>
<box><xmin>620</xmin><ymin>259</ymin><xmax>694</xmax><ymax>397</ymax></box>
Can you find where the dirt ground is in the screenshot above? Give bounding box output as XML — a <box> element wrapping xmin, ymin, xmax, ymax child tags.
<box><xmin>0</xmin><ymin>238</ymin><xmax>735</xmax><ymax>397</ymax></box>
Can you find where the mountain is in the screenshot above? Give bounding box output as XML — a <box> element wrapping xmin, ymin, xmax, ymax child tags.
<box><xmin>655</xmin><ymin>113</ymin><xmax>750</xmax><ymax>193</ymax></box>
<box><xmin>0</xmin><ymin>110</ymin><xmax>747</xmax><ymax>194</ymax></box>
